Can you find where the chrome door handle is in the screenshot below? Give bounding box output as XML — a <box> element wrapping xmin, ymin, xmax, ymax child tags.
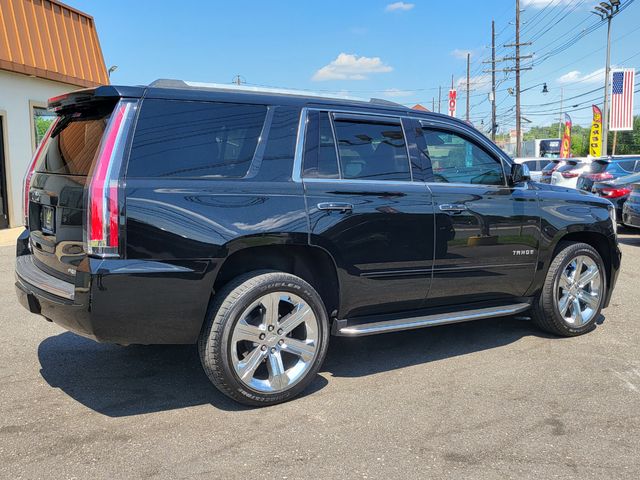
<box><xmin>317</xmin><ymin>202</ymin><xmax>353</xmax><ymax>213</ymax></box>
<box><xmin>439</xmin><ymin>203</ymin><xmax>467</xmax><ymax>212</ymax></box>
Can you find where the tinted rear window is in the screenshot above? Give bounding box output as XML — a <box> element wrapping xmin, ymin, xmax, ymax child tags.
<box><xmin>36</xmin><ymin>104</ymin><xmax>114</xmax><ymax>176</ymax></box>
<box><xmin>542</xmin><ymin>161</ymin><xmax>561</xmax><ymax>172</ymax></box>
<box><xmin>557</xmin><ymin>162</ymin><xmax>582</xmax><ymax>172</ymax></box>
<box><xmin>127</xmin><ymin>100</ymin><xmax>267</xmax><ymax>178</ymax></box>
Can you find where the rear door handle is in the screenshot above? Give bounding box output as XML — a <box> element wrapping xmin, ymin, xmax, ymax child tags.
<box><xmin>317</xmin><ymin>202</ymin><xmax>353</xmax><ymax>213</ymax></box>
<box><xmin>439</xmin><ymin>203</ymin><xmax>467</xmax><ymax>213</ymax></box>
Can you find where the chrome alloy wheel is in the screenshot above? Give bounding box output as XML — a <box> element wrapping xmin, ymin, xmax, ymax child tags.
<box><xmin>230</xmin><ymin>292</ymin><xmax>320</xmax><ymax>393</ymax></box>
<box><xmin>557</xmin><ymin>255</ymin><xmax>602</xmax><ymax>326</ymax></box>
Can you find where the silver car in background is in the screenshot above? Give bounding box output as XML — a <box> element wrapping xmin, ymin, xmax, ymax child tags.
<box><xmin>512</xmin><ymin>158</ymin><xmax>549</xmax><ymax>182</ymax></box>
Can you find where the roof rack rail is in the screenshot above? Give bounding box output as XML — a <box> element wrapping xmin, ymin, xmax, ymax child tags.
<box><xmin>148</xmin><ymin>79</ymin><xmax>407</xmax><ymax>108</ymax></box>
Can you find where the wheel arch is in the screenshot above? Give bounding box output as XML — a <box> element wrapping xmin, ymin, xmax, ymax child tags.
<box><xmin>551</xmin><ymin>231</ymin><xmax>614</xmax><ymax>294</ymax></box>
<box><xmin>212</xmin><ymin>243</ymin><xmax>341</xmax><ymax>321</ymax></box>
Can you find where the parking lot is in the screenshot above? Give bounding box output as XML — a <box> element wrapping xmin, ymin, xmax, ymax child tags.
<box><xmin>0</xmin><ymin>232</ymin><xmax>638</xmax><ymax>480</ymax></box>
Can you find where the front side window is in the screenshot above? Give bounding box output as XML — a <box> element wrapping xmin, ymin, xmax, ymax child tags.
<box><xmin>421</xmin><ymin>128</ymin><xmax>504</xmax><ymax>185</ymax></box>
<box><xmin>127</xmin><ymin>100</ymin><xmax>267</xmax><ymax>178</ymax></box>
<box><xmin>333</xmin><ymin>117</ymin><xmax>410</xmax><ymax>181</ymax></box>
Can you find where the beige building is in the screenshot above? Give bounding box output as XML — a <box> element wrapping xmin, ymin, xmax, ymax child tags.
<box><xmin>0</xmin><ymin>0</ymin><xmax>108</xmax><ymax>228</ymax></box>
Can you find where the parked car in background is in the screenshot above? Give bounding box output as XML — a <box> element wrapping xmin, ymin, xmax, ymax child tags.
<box><xmin>512</xmin><ymin>158</ymin><xmax>547</xmax><ymax>181</ymax></box>
<box><xmin>622</xmin><ymin>180</ymin><xmax>640</xmax><ymax>229</ymax></box>
<box><xmin>577</xmin><ymin>156</ymin><xmax>640</xmax><ymax>193</ymax></box>
<box><xmin>592</xmin><ymin>170</ymin><xmax>640</xmax><ymax>221</ymax></box>
<box><xmin>540</xmin><ymin>159</ymin><xmax>564</xmax><ymax>184</ymax></box>
<box><xmin>551</xmin><ymin>158</ymin><xmax>592</xmax><ymax>189</ymax></box>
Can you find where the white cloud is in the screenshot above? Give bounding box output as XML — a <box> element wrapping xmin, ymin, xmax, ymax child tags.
<box><xmin>312</xmin><ymin>53</ymin><xmax>393</xmax><ymax>81</ymax></box>
<box><xmin>451</xmin><ymin>49</ymin><xmax>473</xmax><ymax>60</ymax></box>
<box><xmin>522</xmin><ymin>0</ymin><xmax>575</xmax><ymax>8</ymax></box>
<box><xmin>383</xmin><ymin>88</ymin><xmax>413</xmax><ymax>98</ymax></box>
<box><xmin>385</xmin><ymin>2</ymin><xmax>414</xmax><ymax>12</ymax></box>
<box><xmin>557</xmin><ymin>67</ymin><xmax>606</xmax><ymax>85</ymax></box>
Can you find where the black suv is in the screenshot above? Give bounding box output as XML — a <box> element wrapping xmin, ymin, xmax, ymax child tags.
<box><xmin>15</xmin><ymin>80</ymin><xmax>621</xmax><ymax>405</ymax></box>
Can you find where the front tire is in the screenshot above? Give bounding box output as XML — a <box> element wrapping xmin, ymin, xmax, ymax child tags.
<box><xmin>530</xmin><ymin>242</ymin><xmax>606</xmax><ymax>337</ymax></box>
<box><xmin>198</xmin><ymin>271</ymin><xmax>329</xmax><ymax>406</ymax></box>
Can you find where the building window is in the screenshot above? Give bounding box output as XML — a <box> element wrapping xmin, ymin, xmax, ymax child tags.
<box><xmin>33</xmin><ymin>106</ymin><xmax>57</xmax><ymax>149</ymax></box>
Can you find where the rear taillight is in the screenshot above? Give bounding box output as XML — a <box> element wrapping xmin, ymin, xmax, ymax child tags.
<box><xmin>561</xmin><ymin>170</ymin><xmax>580</xmax><ymax>179</ymax></box>
<box><xmin>587</xmin><ymin>172</ymin><xmax>614</xmax><ymax>181</ymax></box>
<box><xmin>600</xmin><ymin>187</ymin><xmax>631</xmax><ymax>199</ymax></box>
<box><xmin>87</xmin><ymin>100</ymin><xmax>136</xmax><ymax>258</ymax></box>
<box><xmin>23</xmin><ymin>119</ymin><xmax>59</xmax><ymax>226</ymax></box>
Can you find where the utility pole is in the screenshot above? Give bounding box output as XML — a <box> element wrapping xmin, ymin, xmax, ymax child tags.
<box><xmin>491</xmin><ymin>19</ymin><xmax>497</xmax><ymax>141</ymax></box>
<box><xmin>432</xmin><ymin>97</ymin><xmax>436</xmax><ymax>112</ymax></box>
<box><xmin>438</xmin><ymin>86</ymin><xmax>442</xmax><ymax>113</ymax></box>
<box><xmin>483</xmin><ymin>8</ymin><xmax>532</xmax><ymax>150</ymax></box>
<box><xmin>515</xmin><ymin>0</ymin><xmax>522</xmax><ymax>157</ymax></box>
<box><xmin>466</xmin><ymin>52</ymin><xmax>471</xmax><ymax>123</ymax></box>
<box><xmin>592</xmin><ymin>1</ymin><xmax>621</xmax><ymax>155</ymax></box>
<box><xmin>558</xmin><ymin>87</ymin><xmax>564</xmax><ymax>139</ymax></box>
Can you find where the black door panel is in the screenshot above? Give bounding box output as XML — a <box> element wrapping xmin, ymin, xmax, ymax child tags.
<box><xmin>305</xmin><ymin>181</ymin><xmax>434</xmax><ymax>317</ymax></box>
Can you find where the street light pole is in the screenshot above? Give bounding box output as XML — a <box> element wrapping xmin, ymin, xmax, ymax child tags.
<box><xmin>602</xmin><ymin>13</ymin><xmax>613</xmax><ymax>156</ymax></box>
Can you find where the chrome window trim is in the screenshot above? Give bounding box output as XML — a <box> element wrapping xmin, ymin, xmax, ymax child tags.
<box><xmin>293</xmin><ymin>107</ymin><xmax>516</xmax><ymax>187</ymax></box>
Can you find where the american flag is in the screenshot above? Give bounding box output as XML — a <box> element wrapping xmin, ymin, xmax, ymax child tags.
<box><xmin>609</xmin><ymin>69</ymin><xmax>635</xmax><ymax>131</ymax></box>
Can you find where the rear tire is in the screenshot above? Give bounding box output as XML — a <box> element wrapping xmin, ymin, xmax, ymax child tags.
<box><xmin>198</xmin><ymin>270</ymin><xmax>329</xmax><ymax>406</ymax></box>
<box><xmin>529</xmin><ymin>242</ymin><xmax>606</xmax><ymax>337</ymax></box>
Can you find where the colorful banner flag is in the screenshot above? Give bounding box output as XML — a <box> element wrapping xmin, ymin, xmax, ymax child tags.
<box><xmin>589</xmin><ymin>105</ymin><xmax>603</xmax><ymax>157</ymax></box>
<box><xmin>560</xmin><ymin>113</ymin><xmax>572</xmax><ymax>158</ymax></box>
<box><xmin>610</xmin><ymin>68</ymin><xmax>635</xmax><ymax>131</ymax></box>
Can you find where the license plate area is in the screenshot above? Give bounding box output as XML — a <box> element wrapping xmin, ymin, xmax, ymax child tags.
<box><xmin>41</xmin><ymin>205</ymin><xmax>55</xmax><ymax>235</ymax></box>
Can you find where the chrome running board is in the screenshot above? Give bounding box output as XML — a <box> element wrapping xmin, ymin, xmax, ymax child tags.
<box><xmin>335</xmin><ymin>303</ymin><xmax>531</xmax><ymax>337</ymax></box>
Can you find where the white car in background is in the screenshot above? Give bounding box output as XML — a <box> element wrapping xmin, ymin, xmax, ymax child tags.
<box><xmin>550</xmin><ymin>158</ymin><xmax>593</xmax><ymax>189</ymax></box>
<box><xmin>512</xmin><ymin>158</ymin><xmax>550</xmax><ymax>182</ymax></box>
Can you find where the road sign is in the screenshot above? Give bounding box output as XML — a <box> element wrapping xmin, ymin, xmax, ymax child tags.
<box><xmin>448</xmin><ymin>89</ymin><xmax>457</xmax><ymax>117</ymax></box>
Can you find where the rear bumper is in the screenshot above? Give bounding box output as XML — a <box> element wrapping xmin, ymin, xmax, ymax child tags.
<box><xmin>14</xmin><ymin>230</ymin><xmax>215</xmax><ymax>345</ymax></box>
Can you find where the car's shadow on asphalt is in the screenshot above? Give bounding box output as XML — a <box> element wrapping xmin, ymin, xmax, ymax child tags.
<box><xmin>38</xmin><ymin>316</ymin><xmax>557</xmax><ymax>417</ymax></box>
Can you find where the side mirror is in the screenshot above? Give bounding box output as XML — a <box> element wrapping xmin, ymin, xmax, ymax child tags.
<box><xmin>511</xmin><ymin>163</ymin><xmax>531</xmax><ymax>185</ymax></box>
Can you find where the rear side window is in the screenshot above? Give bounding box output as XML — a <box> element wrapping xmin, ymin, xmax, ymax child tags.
<box><xmin>617</xmin><ymin>160</ymin><xmax>637</xmax><ymax>173</ymax></box>
<box><xmin>333</xmin><ymin>117</ymin><xmax>410</xmax><ymax>181</ymax></box>
<box><xmin>303</xmin><ymin>111</ymin><xmax>339</xmax><ymax>178</ymax></box>
<box><xmin>523</xmin><ymin>160</ymin><xmax>539</xmax><ymax>171</ymax></box>
<box><xmin>36</xmin><ymin>103</ymin><xmax>115</xmax><ymax>175</ymax></box>
<box><xmin>127</xmin><ymin>100</ymin><xmax>267</xmax><ymax>178</ymax></box>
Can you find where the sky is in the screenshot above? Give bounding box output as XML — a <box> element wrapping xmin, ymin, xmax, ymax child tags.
<box><xmin>66</xmin><ymin>0</ymin><xmax>640</xmax><ymax>131</ymax></box>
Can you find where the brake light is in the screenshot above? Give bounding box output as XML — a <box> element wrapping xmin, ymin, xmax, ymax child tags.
<box><xmin>87</xmin><ymin>100</ymin><xmax>136</xmax><ymax>258</ymax></box>
<box><xmin>600</xmin><ymin>187</ymin><xmax>631</xmax><ymax>198</ymax></box>
<box><xmin>587</xmin><ymin>172</ymin><xmax>614</xmax><ymax>181</ymax></box>
<box><xmin>561</xmin><ymin>170</ymin><xmax>580</xmax><ymax>179</ymax></box>
<box><xmin>22</xmin><ymin>119</ymin><xmax>59</xmax><ymax>226</ymax></box>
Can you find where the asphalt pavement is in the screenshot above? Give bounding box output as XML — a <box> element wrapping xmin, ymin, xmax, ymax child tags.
<box><xmin>1</xmin><ymin>232</ymin><xmax>639</xmax><ymax>479</ymax></box>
